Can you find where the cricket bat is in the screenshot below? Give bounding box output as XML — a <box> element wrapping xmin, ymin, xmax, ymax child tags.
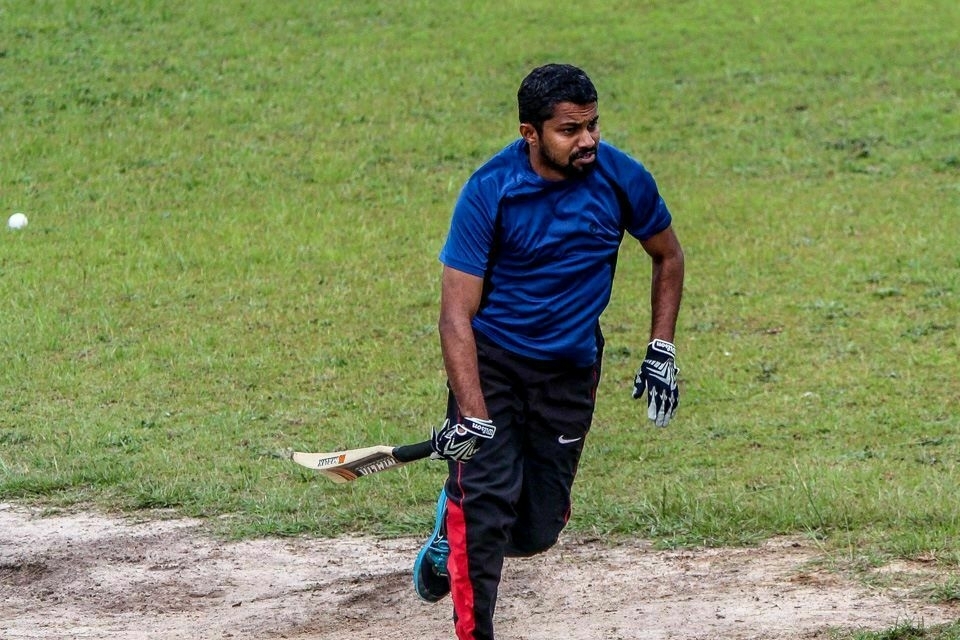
<box><xmin>291</xmin><ymin>440</ymin><xmax>433</xmax><ymax>483</ymax></box>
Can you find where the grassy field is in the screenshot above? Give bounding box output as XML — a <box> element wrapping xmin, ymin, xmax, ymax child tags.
<box><xmin>1</xmin><ymin>1</ymin><xmax>959</xmax><ymax>630</ymax></box>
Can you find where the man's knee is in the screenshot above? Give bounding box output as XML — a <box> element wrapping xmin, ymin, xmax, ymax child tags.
<box><xmin>506</xmin><ymin>529</ymin><xmax>560</xmax><ymax>557</ymax></box>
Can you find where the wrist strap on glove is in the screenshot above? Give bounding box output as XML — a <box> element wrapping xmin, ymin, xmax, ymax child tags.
<box><xmin>461</xmin><ymin>416</ymin><xmax>496</xmax><ymax>439</ymax></box>
<box><xmin>646</xmin><ymin>338</ymin><xmax>676</xmax><ymax>361</ymax></box>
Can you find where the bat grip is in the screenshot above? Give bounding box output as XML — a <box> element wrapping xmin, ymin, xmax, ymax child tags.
<box><xmin>392</xmin><ymin>440</ymin><xmax>434</xmax><ymax>463</ymax></box>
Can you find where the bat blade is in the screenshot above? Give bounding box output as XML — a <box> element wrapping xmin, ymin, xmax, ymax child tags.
<box><xmin>291</xmin><ymin>440</ymin><xmax>433</xmax><ymax>483</ymax></box>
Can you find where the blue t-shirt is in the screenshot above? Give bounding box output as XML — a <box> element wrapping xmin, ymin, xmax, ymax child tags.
<box><xmin>439</xmin><ymin>139</ymin><xmax>671</xmax><ymax>366</ymax></box>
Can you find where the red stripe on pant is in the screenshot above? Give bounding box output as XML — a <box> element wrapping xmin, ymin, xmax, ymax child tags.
<box><xmin>446</xmin><ymin>494</ymin><xmax>477</xmax><ymax>639</ymax></box>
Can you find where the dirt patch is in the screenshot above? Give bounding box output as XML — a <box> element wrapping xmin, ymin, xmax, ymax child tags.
<box><xmin>1</xmin><ymin>502</ymin><xmax>956</xmax><ymax>639</ymax></box>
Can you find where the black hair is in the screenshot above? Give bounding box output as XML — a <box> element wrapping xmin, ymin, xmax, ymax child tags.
<box><xmin>517</xmin><ymin>63</ymin><xmax>598</xmax><ymax>131</ymax></box>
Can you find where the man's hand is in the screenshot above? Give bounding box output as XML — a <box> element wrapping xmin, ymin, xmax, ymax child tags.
<box><xmin>632</xmin><ymin>339</ymin><xmax>680</xmax><ymax>427</ymax></box>
<box><xmin>431</xmin><ymin>416</ymin><xmax>497</xmax><ymax>462</ymax></box>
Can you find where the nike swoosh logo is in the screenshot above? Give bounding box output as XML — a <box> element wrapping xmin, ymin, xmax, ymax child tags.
<box><xmin>558</xmin><ymin>435</ymin><xmax>583</xmax><ymax>445</ymax></box>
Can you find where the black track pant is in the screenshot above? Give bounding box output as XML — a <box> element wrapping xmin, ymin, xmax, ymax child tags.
<box><xmin>443</xmin><ymin>331</ymin><xmax>603</xmax><ymax>640</ymax></box>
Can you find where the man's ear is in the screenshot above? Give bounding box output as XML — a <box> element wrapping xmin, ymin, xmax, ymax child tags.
<box><xmin>519</xmin><ymin>122</ymin><xmax>538</xmax><ymax>147</ymax></box>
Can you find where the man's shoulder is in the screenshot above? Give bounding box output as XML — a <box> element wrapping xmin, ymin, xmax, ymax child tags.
<box><xmin>595</xmin><ymin>141</ymin><xmax>657</xmax><ymax>192</ymax></box>
<box><xmin>460</xmin><ymin>139</ymin><xmax>532</xmax><ymax>202</ymax></box>
<box><xmin>597</xmin><ymin>141</ymin><xmax>647</xmax><ymax>173</ymax></box>
<box><xmin>471</xmin><ymin>139</ymin><xmax>527</xmax><ymax>180</ymax></box>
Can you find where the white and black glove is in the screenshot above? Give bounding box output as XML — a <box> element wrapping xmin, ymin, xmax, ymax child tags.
<box><xmin>431</xmin><ymin>416</ymin><xmax>496</xmax><ymax>462</ymax></box>
<box><xmin>632</xmin><ymin>339</ymin><xmax>680</xmax><ymax>427</ymax></box>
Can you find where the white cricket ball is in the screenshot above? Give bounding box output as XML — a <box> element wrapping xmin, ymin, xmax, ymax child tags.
<box><xmin>8</xmin><ymin>212</ymin><xmax>28</xmax><ymax>230</ymax></box>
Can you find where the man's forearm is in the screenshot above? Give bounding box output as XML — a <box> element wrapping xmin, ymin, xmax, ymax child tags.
<box><xmin>649</xmin><ymin>251</ymin><xmax>684</xmax><ymax>342</ymax></box>
<box><xmin>439</xmin><ymin>319</ymin><xmax>489</xmax><ymax>420</ymax></box>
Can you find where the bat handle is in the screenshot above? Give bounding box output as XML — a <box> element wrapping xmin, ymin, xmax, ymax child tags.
<box><xmin>392</xmin><ymin>440</ymin><xmax>434</xmax><ymax>463</ymax></box>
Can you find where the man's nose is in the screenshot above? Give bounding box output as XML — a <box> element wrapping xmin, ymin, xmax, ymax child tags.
<box><xmin>578</xmin><ymin>128</ymin><xmax>596</xmax><ymax>148</ymax></box>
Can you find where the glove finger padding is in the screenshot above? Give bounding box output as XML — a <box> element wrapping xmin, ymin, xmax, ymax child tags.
<box><xmin>647</xmin><ymin>383</ymin><xmax>678</xmax><ymax>427</ymax></box>
<box><xmin>431</xmin><ymin>416</ymin><xmax>496</xmax><ymax>462</ymax></box>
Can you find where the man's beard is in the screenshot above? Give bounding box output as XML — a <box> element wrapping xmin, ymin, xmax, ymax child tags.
<box><xmin>537</xmin><ymin>144</ymin><xmax>598</xmax><ymax>179</ymax></box>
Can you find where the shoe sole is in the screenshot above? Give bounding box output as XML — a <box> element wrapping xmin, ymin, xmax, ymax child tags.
<box><xmin>413</xmin><ymin>488</ymin><xmax>450</xmax><ymax>602</ymax></box>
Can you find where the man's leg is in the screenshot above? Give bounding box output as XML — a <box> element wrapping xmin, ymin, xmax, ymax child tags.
<box><xmin>417</xmin><ymin>333</ymin><xmax>601</xmax><ymax>638</ymax></box>
<box><xmin>413</xmin><ymin>332</ymin><xmax>524</xmax><ymax>639</ymax></box>
<box><xmin>445</xmin><ymin>359</ymin><xmax>524</xmax><ymax>640</ymax></box>
<box><xmin>508</xmin><ymin>348</ymin><xmax>602</xmax><ymax>556</ymax></box>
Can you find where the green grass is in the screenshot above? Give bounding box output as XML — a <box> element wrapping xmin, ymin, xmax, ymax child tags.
<box><xmin>834</xmin><ymin>620</ymin><xmax>960</xmax><ymax>640</ymax></box>
<box><xmin>1</xmin><ymin>6</ymin><xmax>959</xmax><ymax>634</ymax></box>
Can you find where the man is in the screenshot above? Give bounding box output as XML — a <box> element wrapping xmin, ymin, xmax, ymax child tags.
<box><xmin>414</xmin><ymin>63</ymin><xmax>684</xmax><ymax>640</ymax></box>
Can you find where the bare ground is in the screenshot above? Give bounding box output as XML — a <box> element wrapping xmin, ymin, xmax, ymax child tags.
<box><xmin>1</xmin><ymin>502</ymin><xmax>956</xmax><ymax>640</ymax></box>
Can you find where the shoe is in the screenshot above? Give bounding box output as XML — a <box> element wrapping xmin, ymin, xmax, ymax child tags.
<box><xmin>413</xmin><ymin>488</ymin><xmax>451</xmax><ymax>602</ymax></box>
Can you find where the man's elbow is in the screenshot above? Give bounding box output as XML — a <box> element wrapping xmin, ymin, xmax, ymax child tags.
<box><xmin>438</xmin><ymin>310</ymin><xmax>469</xmax><ymax>339</ymax></box>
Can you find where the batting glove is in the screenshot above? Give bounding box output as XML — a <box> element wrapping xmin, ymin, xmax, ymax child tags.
<box><xmin>632</xmin><ymin>339</ymin><xmax>680</xmax><ymax>427</ymax></box>
<box><xmin>431</xmin><ymin>416</ymin><xmax>496</xmax><ymax>462</ymax></box>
